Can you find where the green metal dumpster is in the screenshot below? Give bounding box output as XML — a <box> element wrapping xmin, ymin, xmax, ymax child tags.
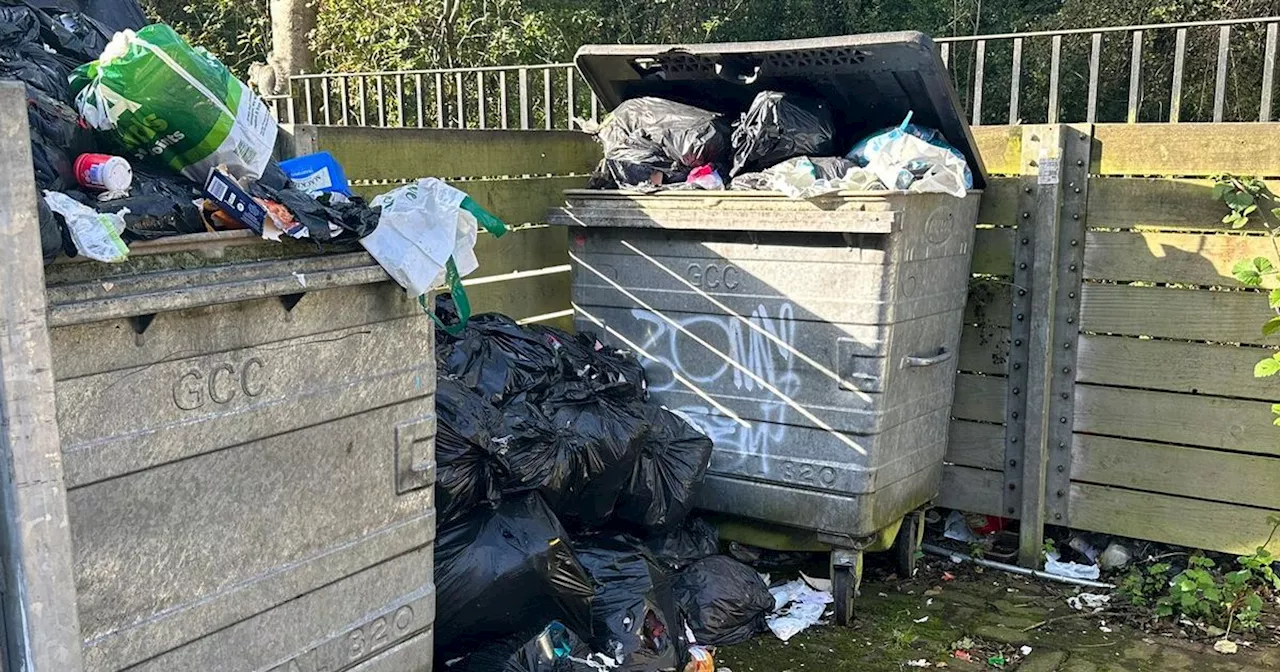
<box><xmin>553</xmin><ymin>32</ymin><xmax>986</xmax><ymax>624</ymax></box>
<box><xmin>0</xmin><ymin>82</ymin><xmax>436</xmax><ymax>672</ymax></box>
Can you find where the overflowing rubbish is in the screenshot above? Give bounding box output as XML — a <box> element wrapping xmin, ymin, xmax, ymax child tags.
<box><xmin>440</xmin><ymin>313</ymin><xmax>565</xmax><ymax>405</ymax></box>
<box><xmin>766</xmin><ymin>576</ymin><xmax>834</xmax><ymax>642</ymax></box>
<box><xmin>615</xmin><ymin>405</ymin><xmax>714</xmax><ymax>533</ymax></box>
<box><xmin>943</xmin><ymin>510</ymin><xmax>981</xmax><ymax>544</ymax></box>
<box><xmin>730</xmin><ymin>91</ymin><xmax>836</xmax><ymax>177</ymax></box>
<box><xmin>847</xmin><ymin>113</ymin><xmax>973</xmax><ymax>198</ymax></box>
<box><xmin>435</xmin><ymin>493</ymin><xmax>595</xmax><ymax>660</ymax></box>
<box><xmin>73</xmin><ymin>152</ymin><xmax>132</xmax><ymax>197</ymax></box>
<box><xmin>576</xmin><ymin>534</ymin><xmax>687</xmax><ymax>671</ymax></box>
<box><xmin>672</xmin><ymin>556</ymin><xmax>774</xmax><ymax>646</ymax></box>
<box><xmin>280</xmin><ymin>151</ymin><xmax>353</xmax><ymax>196</ymax></box>
<box><xmin>71</xmin><ymin>25</ymin><xmax>276</xmax><ymax>181</ymax></box>
<box><xmin>682</xmin><ymin>646</ymin><xmax>714</xmax><ymax>672</ymax></box>
<box><xmin>43</xmin><ymin>190</ymin><xmax>128</xmax><ymax>262</ymax></box>
<box><xmin>1098</xmin><ymin>542</ymin><xmax>1133</xmax><ymax>570</ymax></box>
<box><xmin>644</xmin><ymin>518</ymin><xmax>720</xmax><ymax>572</ymax></box>
<box><xmin>1066</xmin><ymin>593</ymin><xmax>1111</xmax><ymax>612</ymax></box>
<box><xmin>686</xmin><ymin>165</ymin><xmax>724</xmax><ymax>190</ymax></box>
<box><xmin>1044</xmin><ymin>551</ymin><xmax>1102</xmax><ymax>581</ymax></box>
<box><xmin>436</xmin><ymin>378</ymin><xmax>510</xmax><ymax>525</ymax></box>
<box><xmin>463</xmin><ymin>621</ymin><xmax>601</xmax><ymax>672</ymax></box>
<box><xmin>591</xmin><ymin>97</ymin><xmax>731</xmax><ymax>190</ymax></box>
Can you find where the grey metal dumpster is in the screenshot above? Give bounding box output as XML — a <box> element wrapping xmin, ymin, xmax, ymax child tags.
<box><xmin>0</xmin><ymin>83</ymin><xmax>436</xmax><ymax>672</ymax></box>
<box><xmin>553</xmin><ymin>33</ymin><xmax>986</xmax><ymax>624</ymax></box>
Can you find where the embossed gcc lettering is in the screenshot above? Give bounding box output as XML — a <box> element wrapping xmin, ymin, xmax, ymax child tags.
<box><xmin>686</xmin><ymin>262</ymin><xmax>741</xmax><ymax>290</ymax></box>
<box><xmin>172</xmin><ymin>357</ymin><xmax>266</xmax><ymax>410</ymax></box>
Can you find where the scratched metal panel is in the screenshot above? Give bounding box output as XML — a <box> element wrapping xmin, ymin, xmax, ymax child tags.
<box><xmin>564</xmin><ymin>192</ymin><xmax>979</xmax><ymax>539</ymax></box>
<box><xmin>43</xmin><ymin>258</ymin><xmax>437</xmax><ymax>671</ymax></box>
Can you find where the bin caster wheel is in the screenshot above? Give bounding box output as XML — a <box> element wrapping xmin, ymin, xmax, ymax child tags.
<box><xmin>895</xmin><ymin>510</ymin><xmax>925</xmax><ymax>579</ymax></box>
<box><xmin>831</xmin><ymin>549</ymin><xmax>863</xmax><ymax>627</ymax></box>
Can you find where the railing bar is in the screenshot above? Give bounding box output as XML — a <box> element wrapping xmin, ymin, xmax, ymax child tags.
<box><xmin>321</xmin><ymin>77</ymin><xmax>331</xmax><ymax>125</ymax></box>
<box><xmin>477</xmin><ymin>71</ymin><xmax>487</xmax><ymax>130</ymax></box>
<box><xmin>566</xmin><ymin>66</ymin><xmax>575</xmax><ymax>129</ymax></box>
<box><xmin>499</xmin><ymin>70</ymin><xmax>509</xmax><ymax>129</ymax></box>
<box><xmin>972</xmin><ymin>40</ymin><xmax>985</xmax><ymax>126</ymax></box>
<box><xmin>1087</xmin><ymin>33</ymin><xmax>1101</xmax><ymax>123</ymax></box>
<box><xmin>1048</xmin><ymin>35</ymin><xmax>1061</xmax><ymax>123</ymax></box>
<box><xmin>358</xmin><ymin>75</ymin><xmax>367</xmax><ymax>126</ymax></box>
<box><xmin>375</xmin><ymin>75</ymin><xmax>385</xmax><ymax>126</ymax></box>
<box><xmin>1214</xmin><ymin>26</ymin><xmax>1230</xmax><ymax>122</ymax></box>
<box><xmin>339</xmin><ymin>76</ymin><xmax>349</xmax><ymax>126</ymax></box>
<box><xmin>1171</xmin><ymin>28</ymin><xmax>1187</xmax><ymax>123</ymax></box>
<box><xmin>934</xmin><ymin>16</ymin><xmax>1280</xmax><ymax>43</ymax></box>
<box><xmin>414</xmin><ymin>73</ymin><xmax>424</xmax><ymax>128</ymax></box>
<box><xmin>1264</xmin><ymin>23</ymin><xmax>1278</xmax><ymax>121</ymax></box>
<box><xmin>395</xmin><ymin>74</ymin><xmax>404</xmax><ymax>127</ymax></box>
<box><xmin>1127</xmin><ymin>30</ymin><xmax>1142</xmax><ymax>123</ymax></box>
<box><xmin>455</xmin><ymin>72</ymin><xmax>465</xmax><ymax>129</ymax></box>
<box><xmin>520</xmin><ymin>68</ymin><xmax>530</xmax><ymax>129</ymax></box>
<box><xmin>1008</xmin><ymin>37</ymin><xmax>1022</xmax><ymax>124</ymax></box>
<box><xmin>435</xmin><ymin>73</ymin><xmax>444</xmax><ymax>129</ymax></box>
<box><xmin>543</xmin><ymin>67</ymin><xmax>553</xmax><ymax>130</ymax></box>
<box><xmin>303</xmin><ymin>78</ymin><xmax>313</xmax><ymax>125</ymax></box>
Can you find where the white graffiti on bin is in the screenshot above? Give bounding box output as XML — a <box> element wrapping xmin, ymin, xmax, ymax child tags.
<box><xmin>631</xmin><ymin>303</ymin><xmax>799</xmax><ymax>473</ymax></box>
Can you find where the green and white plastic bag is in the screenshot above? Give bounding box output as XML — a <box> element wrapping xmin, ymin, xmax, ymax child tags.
<box><xmin>364</xmin><ymin>178</ymin><xmax>508</xmax><ymax>333</ymax></box>
<box><xmin>70</xmin><ymin>24</ymin><xmax>277</xmax><ymax>182</ymax></box>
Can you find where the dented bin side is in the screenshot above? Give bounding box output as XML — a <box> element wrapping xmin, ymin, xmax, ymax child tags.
<box><xmin>561</xmin><ymin>191</ymin><xmax>978</xmax><ymax>539</ymax></box>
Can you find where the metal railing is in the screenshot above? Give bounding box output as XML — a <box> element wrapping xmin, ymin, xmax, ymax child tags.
<box><xmin>272</xmin><ymin>63</ymin><xmax>599</xmax><ymax>131</ymax></box>
<box><xmin>270</xmin><ymin>16</ymin><xmax>1280</xmax><ymax>128</ymax></box>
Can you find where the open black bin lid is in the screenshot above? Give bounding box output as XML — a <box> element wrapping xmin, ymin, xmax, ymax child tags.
<box><xmin>575</xmin><ymin>32</ymin><xmax>987</xmax><ymax>189</ymax></box>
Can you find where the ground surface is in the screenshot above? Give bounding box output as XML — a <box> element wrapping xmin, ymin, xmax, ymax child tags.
<box><xmin>716</xmin><ymin>557</ymin><xmax>1280</xmax><ymax>672</ymax></box>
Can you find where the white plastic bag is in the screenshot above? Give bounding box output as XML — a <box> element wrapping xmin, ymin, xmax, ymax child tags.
<box><xmin>43</xmin><ymin>191</ymin><xmax>129</xmax><ymax>263</ymax></box>
<box><xmin>847</xmin><ymin>112</ymin><xmax>973</xmax><ymax>198</ymax></box>
<box><xmin>364</xmin><ymin>178</ymin><xmax>479</xmax><ymax>297</ymax></box>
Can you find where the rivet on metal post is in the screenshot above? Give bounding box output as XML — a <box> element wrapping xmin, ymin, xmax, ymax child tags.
<box><xmin>1019</xmin><ymin>263</ymin><xmax>1028</xmax><ymax>270</ymax></box>
<box><xmin>1057</xmin><ymin>490</ymin><xmax>1066</xmax><ymax>497</ymax></box>
<box><xmin>1061</xmin><ymin>392</ymin><xmax>1069</xmax><ymax>400</ymax></box>
<box><xmin>1072</xmin><ymin>214</ymin><xmax>1080</xmax><ymax>220</ymax></box>
<box><xmin>1024</xmin><ymin>187</ymin><xmax>1032</xmax><ymax>194</ymax></box>
<box><xmin>1010</xmin><ymin>459</ymin><xmax>1018</xmax><ymax>467</ymax></box>
<box><xmin>1067</xmin><ymin>317</ymin><xmax>1075</xmax><ymax>324</ymax></box>
<box><xmin>1017</xmin><ymin>314</ymin><xmax>1025</xmax><ymax>321</ymax></box>
<box><xmin>1058</xmin><ymin>465</ymin><xmax>1066</xmax><ymax>473</ymax></box>
<box><xmin>1014</xmin><ymin>339</ymin><xmax>1023</xmax><ymax>346</ymax></box>
<box><xmin>1021</xmin><ymin>237</ymin><xmax>1029</xmax><ymax>245</ymax></box>
<box><xmin>1069</xmin><ymin>264</ymin><xmax>1077</xmax><ymax>271</ymax></box>
<box><xmin>1018</xmin><ymin>289</ymin><xmax>1026</xmax><ymax>296</ymax></box>
<box><xmin>1069</xmin><ymin>292</ymin><xmax>1076</xmax><ymax>299</ymax></box>
<box><xmin>1012</xmin><ymin>437</ymin><xmax>1019</xmax><ymax>444</ymax></box>
<box><xmin>1060</xmin><ymin>417</ymin><xmax>1068</xmax><ymax>423</ymax></box>
<box><xmin>1014</xmin><ymin>363</ymin><xmax>1022</xmax><ymax>370</ymax></box>
<box><xmin>1055</xmin><ymin>513</ymin><xmax>1063</xmax><ymax>520</ymax></box>
<box><xmin>1062</xmin><ymin>367</ymin><xmax>1071</xmax><ymax>374</ymax></box>
<box><xmin>1070</xmin><ymin>240</ymin><xmax>1079</xmax><ymax>246</ymax></box>
<box><xmin>1074</xmin><ymin>188</ymin><xmax>1082</xmax><ymax>193</ymax></box>
<box><xmin>1022</xmin><ymin>212</ymin><xmax>1030</xmax><ymax>219</ymax></box>
<box><xmin>1064</xmin><ymin>343</ymin><xmax>1072</xmax><ymax>350</ymax></box>
<box><xmin>1076</xmin><ymin>159</ymin><xmax>1084</xmax><ymax>166</ymax></box>
<box><xmin>1059</xmin><ymin>442</ymin><xmax>1067</xmax><ymax>449</ymax></box>
<box><xmin>1013</xmin><ymin>411</ymin><xmax>1020</xmax><ymax>419</ymax></box>
<box><xmin>1013</xmin><ymin>387</ymin><xmax>1021</xmax><ymax>394</ymax></box>
<box><xmin>1009</xmin><ymin>507</ymin><xmax>1017</xmax><ymax>515</ymax></box>
<box><xmin>1009</xmin><ymin>483</ymin><xmax>1018</xmax><ymax>491</ymax></box>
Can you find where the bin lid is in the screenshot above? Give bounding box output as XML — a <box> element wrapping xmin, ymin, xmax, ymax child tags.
<box><xmin>575</xmin><ymin>32</ymin><xmax>987</xmax><ymax>189</ymax></box>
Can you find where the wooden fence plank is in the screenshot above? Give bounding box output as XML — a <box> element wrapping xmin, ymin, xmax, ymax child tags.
<box><xmin>965</xmin><ymin>282</ymin><xmax>1013</xmax><ymax>327</ymax></box>
<box><xmin>470</xmin><ymin>226</ymin><xmax>568</xmax><ymax>276</ymax></box>
<box><xmin>1072</xmin><ymin>434</ymin><xmax>1280</xmax><ymax>509</ymax></box>
<box><xmin>1070</xmin><ymin>483</ymin><xmax>1280</xmax><ymax>555</ymax></box>
<box><xmin>1092</xmin><ymin>123</ymin><xmax>1280</xmax><ymax>177</ymax></box>
<box><xmin>314</xmin><ymin>126</ymin><xmax>600</xmax><ymax>180</ymax></box>
<box><xmin>1085</xmin><ymin>177</ymin><xmax>1280</xmax><ymax>233</ymax></box>
<box><xmin>938</xmin><ymin>465</ymin><xmax>1007</xmax><ymax>517</ymax></box>
<box><xmin>1085</xmin><ymin>230</ymin><xmax>1279</xmax><ymax>287</ymax></box>
<box><xmin>976</xmin><ymin>178</ymin><xmax>1020</xmax><ymax>227</ymax></box>
<box><xmin>1077</xmin><ymin>335</ymin><xmax>1277</xmax><ymax>400</ymax></box>
<box><xmin>971</xmin><ymin>126</ymin><xmax>1022</xmax><ymax>175</ymax></box>
<box><xmin>1080</xmin><ymin>284</ymin><xmax>1271</xmax><ymax>345</ymax></box>
<box><xmin>952</xmin><ymin>373</ymin><xmax>1007</xmax><ymax>423</ymax></box>
<box><xmin>946</xmin><ymin>420</ymin><xmax>1005</xmax><ymax>470</ymax></box>
<box><xmin>958</xmin><ymin>324</ymin><xmax>1010</xmax><ymax>375</ymax></box>
<box><xmin>464</xmin><ymin>271</ymin><xmax>570</xmax><ymax>323</ymax></box>
<box><xmin>1075</xmin><ymin>384</ymin><xmax>1279</xmax><ymax>456</ymax></box>
<box><xmin>972</xmin><ymin>228</ymin><xmax>1014</xmax><ymax>275</ymax></box>
<box><xmin>354</xmin><ymin>176</ymin><xmax>586</xmax><ymax>228</ymax></box>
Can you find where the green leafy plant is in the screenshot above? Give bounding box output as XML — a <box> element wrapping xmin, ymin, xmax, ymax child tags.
<box><xmin>1218</xmin><ymin>176</ymin><xmax>1280</xmax><ymax>426</ymax></box>
<box><xmin>1143</xmin><ymin>515</ymin><xmax>1280</xmax><ymax>636</ymax></box>
<box><xmin>1042</xmin><ymin>538</ymin><xmax>1058</xmax><ymax>560</ymax></box>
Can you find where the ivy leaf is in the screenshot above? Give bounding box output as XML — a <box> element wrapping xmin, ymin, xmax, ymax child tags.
<box><xmin>1255</xmin><ymin>357</ymin><xmax>1280</xmax><ymax>377</ymax></box>
<box><xmin>1235</xmin><ymin>259</ymin><xmax>1265</xmax><ymax>286</ymax></box>
<box><xmin>1226</xmin><ymin>190</ymin><xmax>1257</xmax><ymax>209</ymax></box>
<box><xmin>1212</xmin><ymin>182</ymin><xmax>1231</xmax><ymax>200</ymax></box>
<box><xmin>1269</xmin><ymin>288</ymin><xmax>1280</xmax><ymax>308</ymax></box>
<box><xmin>1264</xmin><ymin>316</ymin><xmax>1280</xmax><ymax>337</ymax></box>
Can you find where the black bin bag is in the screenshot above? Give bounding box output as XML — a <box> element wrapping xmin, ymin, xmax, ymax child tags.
<box><xmin>616</xmin><ymin>406</ymin><xmax>713</xmax><ymax>533</ymax></box>
<box><xmin>463</xmin><ymin>622</ymin><xmax>599</xmax><ymax>672</ymax></box>
<box><xmin>499</xmin><ymin>394</ymin><xmax>592</xmax><ymax>512</ymax></box>
<box><xmin>576</xmin><ymin>534</ymin><xmax>687</xmax><ymax>671</ymax></box>
<box><xmin>673</xmin><ymin>556</ymin><xmax>774</xmax><ymax>646</ymax></box>
<box><xmin>645</xmin><ymin>518</ymin><xmax>720</xmax><ymax>572</ymax></box>
<box><xmin>440</xmin><ymin>313</ymin><xmax>564</xmax><ymax>405</ymax></box>
<box><xmin>595</xmin><ymin>97</ymin><xmax>731</xmax><ymax>189</ymax></box>
<box><xmin>731</xmin><ymin>91</ymin><xmax>836</xmax><ymax>176</ymax></box>
<box><xmin>435</xmin><ymin>494</ymin><xmax>595</xmax><ymax>660</ymax></box>
<box><xmin>436</xmin><ymin>377</ymin><xmax>510</xmax><ymax>525</ymax></box>
<box><xmin>532</xmin><ymin>324</ymin><xmax>648</xmax><ymax>403</ymax></box>
<box><xmin>542</xmin><ymin>382</ymin><xmax>649</xmax><ymax>527</ymax></box>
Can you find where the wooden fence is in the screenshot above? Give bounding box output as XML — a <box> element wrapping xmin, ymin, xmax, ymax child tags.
<box><xmin>299</xmin><ymin>122</ymin><xmax>1280</xmax><ymax>563</ymax></box>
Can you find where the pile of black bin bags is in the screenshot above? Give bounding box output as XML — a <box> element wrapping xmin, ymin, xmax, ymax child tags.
<box><xmin>433</xmin><ymin>302</ymin><xmax>777</xmax><ymax>671</ymax></box>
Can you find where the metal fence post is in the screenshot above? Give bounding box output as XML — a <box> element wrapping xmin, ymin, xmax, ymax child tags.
<box><xmin>0</xmin><ymin>81</ymin><xmax>85</xmax><ymax>672</ymax></box>
<box><xmin>1010</xmin><ymin>124</ymin><xmax>1090</xmax><ymax>567</ymax></box>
